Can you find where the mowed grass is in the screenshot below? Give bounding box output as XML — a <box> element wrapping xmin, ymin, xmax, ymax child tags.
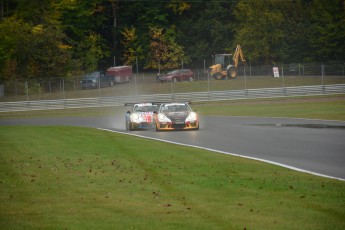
<box><xmin>1</xmin><ymin>126</ymin><xmax>345</xmax><ymax>230</ymax></box>
<box><xmin>194</xmin><ymin>95</ymin><xmax>345</xmax><ymax>121</ymax></box>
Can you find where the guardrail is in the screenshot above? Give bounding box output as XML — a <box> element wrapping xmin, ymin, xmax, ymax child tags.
<box><xmin>0</xmin><ymin>84</ymin><xmax>344</xmax><ymax>112</ymax></box>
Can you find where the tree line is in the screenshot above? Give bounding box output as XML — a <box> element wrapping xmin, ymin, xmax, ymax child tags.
<box><xmin>0</xmin><ymin>0</ymin><xmax>344</xmax><ymax>82</ymax></box>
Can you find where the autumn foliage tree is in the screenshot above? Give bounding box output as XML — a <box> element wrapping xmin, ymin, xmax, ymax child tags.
<box><xmin>121</xmin><ymin>26</ymin><xmax>143</xmax><ymax>66</ymax></box>
<box><xmin>0</xmin><ymin>0</ymin><xmax>343</xmax><ymax>82</ymax></box>
<box><xmin>145</xmin><ymin>27</ymin><xmax>190</xmax><ymax>71</ymax></box>
<box><xmin>0</xmin><ymin>17</ymin><xmax>72</xmax><ymax>81</ymax></box>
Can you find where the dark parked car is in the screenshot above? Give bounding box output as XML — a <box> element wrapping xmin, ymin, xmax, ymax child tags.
<box><xmin>80</xmin><ymin>71</ymin><xmax>115</xmax><ymax>89</ymax></box>
<box><xmin>158</xmin><ymin>69</ymin><xmax>194</xmax><ymax>83</ymax></box>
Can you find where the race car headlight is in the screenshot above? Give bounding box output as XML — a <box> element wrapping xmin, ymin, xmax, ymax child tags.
<box><xmin>186</xmin><ymin>112</ymin><xmax>197</xmax><ymax>122</ymax></box>
<box><xmin>157</xmin><ymin>113</ymin><xmax>171</xmax><ymax>122</ymax></box>
<box><xmin>130</xmin><ymin>113</ymin><xmax>140</xmax><ymax>122</ymax></box>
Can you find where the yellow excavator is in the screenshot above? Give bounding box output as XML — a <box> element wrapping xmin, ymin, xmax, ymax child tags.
<box><xmin>207</xmin><ymin>44</ymin><xmax>246</xmax><ymax>80</ymax></box>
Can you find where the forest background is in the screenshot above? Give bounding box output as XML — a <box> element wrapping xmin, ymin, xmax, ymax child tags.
<box><xmin>0</xmin><ymin>0</ymin><xmax>344</xmax><ymax>82</ymax></box>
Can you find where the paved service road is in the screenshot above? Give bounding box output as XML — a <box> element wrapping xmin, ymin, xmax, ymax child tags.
<box><xmin>1</xmin><ymin>114</ymin><xmax>345</xmax><ymax>180</ymax></box>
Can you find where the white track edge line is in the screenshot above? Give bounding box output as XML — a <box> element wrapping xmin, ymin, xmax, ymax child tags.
<box><xmin>98</xmin><ymin>128</ymin><xmax>345</xmax><ymax>182</ymax></box>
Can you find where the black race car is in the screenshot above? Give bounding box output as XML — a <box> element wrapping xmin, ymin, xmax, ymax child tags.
<box><xmin>154</xmin><ymin>102</ymin><xmax>199</xmax><ymax>131</ymax></box>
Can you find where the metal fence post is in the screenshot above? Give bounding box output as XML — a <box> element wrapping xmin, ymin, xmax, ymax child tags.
<box><xmin>170</xmin><ymin>79</ymin><xmax>174</xmax><ymax>100</ymax></box>
<box><xmin>62</xmin><ymin>79</ymin><xmax>65</xmax><ymax>99</ymax></box>
<box><xmin>73</xmin><ymin>78</ymin><xmax>76</xmax><ymax>94</ymax></box>
<box><xmin>279</xmin><ymin>64</ymin><xmax>284</xmax><ymax>93</ymax></box>
<box><xmin>321</xmin><ymin>64</ymin><xmax>325</xmax><ymax>85</ymax></box>
<box><xmin>38</xmin><ymin>82</ymin><xmax>41</xmax><ymax>98</ymax></box>
<box><xmin>135</xmin><ymin>57</ymin><xmax>138</xmax><ymax>96</ymax></box>
<box><xmin>262</xmin><ymin>66</ymin><xmax>264</xmax><ymax>76</ymax></box>
<box><xmin>281</xmin><ymin>64</ymin><xmax>284</xmax><ymax>78</ymax></box>
<box><xmin>25</xmin><ymin>80</ymin><xmax>28</xmax><ymax>101</ymax></box>
<box><xmin>244</xmin><ymin>65</ymin><xmax>247</xmax><ymax>91</ymax></box>
<box><xmin>207</xmin><ymin>71</ymin><xmax>210</xmax><ymax>92</ymax></box>
<box><xmin>301</xmin><ymin>64</ymin><xmax>304</xmax><ymax>76</ymax></box>
<box><xmin>134</xmin><ymin>74</ymin><xmax>137</xmax><ymax>96</ymax></box>
<box><xmin>14</xmin><ymin>80</ymin><xmax>18</xmax><ymax>96</ymax></box>
<box><xmin>98</xmin><ymin>77</ymin><xmax>101</xmax><ymax>98</ymax></box>
<box><xmin>298</xmin><ymin>63</ymin><xmax>300</xmax><ymax>77</ymax></box>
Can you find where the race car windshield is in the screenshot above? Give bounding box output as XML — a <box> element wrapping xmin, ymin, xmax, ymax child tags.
<box><xmin>134</xmin><ymin>105</ymin><xmax>158</xmax><ymax>112</ymax></box>
<box><xmin>161</xmin><ymin>105</ymin><xmax>189</xmax><ymax>112</ymax></box>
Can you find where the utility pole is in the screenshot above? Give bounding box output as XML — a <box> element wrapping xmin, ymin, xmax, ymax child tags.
<box><xmin>109</xmin><ymin>0</ymin><xmax>119</xmax><ymax>66</ymax></box>
<box><xmin>109</xmin><ymin>0</ymin><xmax>119</xmax><ymax>29</ymax></box>
<box><xmin>1</xmin><ymin>0</ymin><xmax>3</xmax><ymax>19</ymax></box>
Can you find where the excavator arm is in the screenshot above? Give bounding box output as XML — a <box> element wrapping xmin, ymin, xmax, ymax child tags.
<box><xmin>232</xmin><ymin>44</ymin><xmax>246</xmax><ymax>68</ymax></box>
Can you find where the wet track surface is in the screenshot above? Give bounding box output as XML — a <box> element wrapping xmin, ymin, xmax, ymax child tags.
<box><xmin>1</xmin><ymin>114</ymin><xmax>345</xmax><ymax>180</ymax></box>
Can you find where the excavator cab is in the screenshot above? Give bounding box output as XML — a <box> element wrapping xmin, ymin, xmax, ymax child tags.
<box><xmin>214</xmin><ymin>54</ymin><xmax>231</xmax><ymax>67</ymax></box>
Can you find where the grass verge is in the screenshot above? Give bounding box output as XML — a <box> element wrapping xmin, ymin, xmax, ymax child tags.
<box><xmin>1</xmin><ymin>126</ymin><xmax>345</xmax><ymax>229</ymax></box>
<box><xmin>193</xmin><ymin>95</ymin><xmax>345</xmax><ymax>121</ymax></box>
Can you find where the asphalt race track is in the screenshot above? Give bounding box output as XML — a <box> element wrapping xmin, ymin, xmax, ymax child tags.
<box><xmin>1</xmin><ymin>113</ymin><xmax>345</xmax><ymax>180</ymax></box>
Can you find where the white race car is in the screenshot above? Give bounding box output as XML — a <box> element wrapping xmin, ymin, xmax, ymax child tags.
<box><xmin>125</xmin><ymin>103</ymin><xmax>159</xmax><ymax>131</ymax></box>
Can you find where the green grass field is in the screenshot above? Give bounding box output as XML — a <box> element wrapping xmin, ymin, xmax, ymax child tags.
<box><xmin>1</xmin><ymin>96</ymin><xmax>345</xmax><ymax>229</ymax></box>
<box><xmin>1</xmin><ymin>126</ymin><xmax>344</xmax><ymax>230</ymax></box>
<box><xmin>193</xmin><ymin>95</ymin><xmax>345</xmax><ymax>121</ymax></box>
